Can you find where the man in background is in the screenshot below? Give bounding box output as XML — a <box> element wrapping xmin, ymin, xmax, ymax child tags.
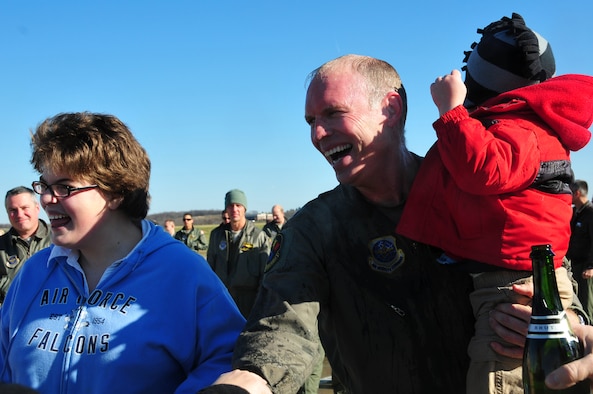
<box><xmin>207</xmin><ymin>189</ymin><xmax>270</xmax><ymax>318</ymax></box>
<box><xmin>568</xmin><ymin>179</ymin><xmax>593</xmax><ymax>320</ymax></box>
<box><xmin>163</xmin><ymin>219</ymin><xmax>176</xmax><ymax>236</ymax></box>
<box><xmin>175</xmin><ymin>213</ymin><xmax>208</xmax><ymax>252</ymax></box>
<box><xmin>262</xmin><ymin>204</ymin><xmax>286</xmax><ymax>239</ymax></box>
<box><xmin>0</xmin><ymin>186</ymin><xmax>51</xmax><ymax>303</ymax></box>
<box><xmin>220</xmin><ymin>210</ymin><xmax>231</xmax><ymax>227</ymax></box>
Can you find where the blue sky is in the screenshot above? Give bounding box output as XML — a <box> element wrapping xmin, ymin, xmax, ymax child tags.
<box><xmin>2</xmin><ymin>1</ymin><xmax>592</xmax><ymax>225</ymax></box>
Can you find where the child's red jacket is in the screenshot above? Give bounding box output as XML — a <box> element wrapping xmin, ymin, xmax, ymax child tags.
<box><xmin>397</xmin><ymin>74</ymin><xmax>593</xmax><ymax>270</ymax></box>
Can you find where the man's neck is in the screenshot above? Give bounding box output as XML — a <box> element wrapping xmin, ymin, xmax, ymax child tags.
<box><xmin>16</xmin><ymin>225</ymin><xmax>39</xmax><ymax>240</ymax></box>
<box><xmin>231</xmin><ymin>219</ymin><xmax>246</xmax><ymax>232</ymax></box>
<box><xmin>575</xmin><ymin>197</ymin><xmax>589</xmax><ymax>209</ymax></box>
<box><xmin>357</xmin><ymin>149</ymin><xmax>419</xmax><ymax>207</ymax></box>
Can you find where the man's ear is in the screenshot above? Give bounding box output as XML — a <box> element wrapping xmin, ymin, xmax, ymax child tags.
<box><xmin>385</xmin><ymin>92</ymin><xmax>403</xmax><ymax>127</ymax></box>
<box><xmin>575</xmin><ymin>190</ymin><xmax>583</xmax><ymax>199</ymax></box>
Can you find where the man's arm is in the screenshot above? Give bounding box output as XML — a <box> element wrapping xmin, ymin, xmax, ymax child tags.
<box><xmin>0</xmin><ymin>276</ymin><xmax>9</xmax><ymax>304</ymax></box>
<box><xmin>197</xmin><ymin>370</ymin><xmax>271</xmax><ymax>394</ymax></box>
<box><xmin>197</xmin><ymin>230</ymin><xmax>209</xmax><ymax>251</ymax></box>
<box><xmin>231</xmin><ymin>281</ymin><xmax>324</xmax><ymax>392</ymax></box>
<box><xmin>231</xmin><ymin>223</ymin><xmax>326</xmax><ymax>393</ymax></box>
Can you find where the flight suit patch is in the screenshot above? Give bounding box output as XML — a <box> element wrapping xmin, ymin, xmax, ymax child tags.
<box><xmin>6</xmin><ymin>255</ymin><xmax>20</xmax><ymax>269</ymax></box>
<box><xmin>368</xmin><ymin>236</ymin><xmax>404</xmax><ymax>273</ymax></box>
<box><xmin>218</xmin><ymin>240</ymin><xmax>227</xmax><ymax>251</ymax></box>
<box><xmin>240</xmin><ymin>242</ymin><xmax>254</xmax><ymax>252</ymax></box>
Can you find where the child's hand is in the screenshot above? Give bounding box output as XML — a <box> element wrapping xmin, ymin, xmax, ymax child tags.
<box><xmin>431</xmin><ymin>69</ymin><xmax>467</xmax><ymax>117</ymax></box>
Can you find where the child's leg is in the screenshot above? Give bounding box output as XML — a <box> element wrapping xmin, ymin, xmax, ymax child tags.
<box><xmin>465</xmin><ymin>267</ymin><xmax>573</xmax><ymax>394</ymax></box>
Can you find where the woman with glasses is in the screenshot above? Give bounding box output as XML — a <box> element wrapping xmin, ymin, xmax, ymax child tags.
<box><xmin>0</xmin><ymin>112</ymin><xmax>245</xmax><ymax>393</ymax></box>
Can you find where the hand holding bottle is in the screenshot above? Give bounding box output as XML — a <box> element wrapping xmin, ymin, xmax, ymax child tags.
<box><xmin>523</xmin><ymin>244</ymin><xmax>589</xmax><ymax>393</ymax></box>
<box><xmin>545</xmin><ymin>323</ymin><xmax>593</xmax><ymax>390</ymax></box>
<box><xmin>489</xmin><ymin>279</ymin><xmax>584</xmax><ymax>360</ymax></box>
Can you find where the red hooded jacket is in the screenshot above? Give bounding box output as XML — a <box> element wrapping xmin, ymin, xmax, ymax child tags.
<box><xmin>397</xmin><ymin>74</ymin><xmax>593</xmax><ymax>270</ymax></box>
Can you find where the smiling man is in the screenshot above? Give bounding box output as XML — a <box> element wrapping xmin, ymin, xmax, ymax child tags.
<box><xmin>198</xmin><ymin>55</ymin><xmax>474</xmax><ymax>394</ymax></box>
<box><xmin>198</xmin><ymin>54</ymin><xmax>543</xmax><ymax>394</ymax></box>
<box><xmin>0</xmin><ymin>186</ymin><xmax>51</xmax><ymax>304</ymax></box>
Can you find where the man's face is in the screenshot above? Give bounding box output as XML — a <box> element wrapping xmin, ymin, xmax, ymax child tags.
<box><xmin>6</xmin><ymin>192</ymin><xmax>40</xmax><ymax>237</ymax></box>
<box><xmin>227</xmin><ymin>204</ymin><xmax>246</xmax><ymax>225</ymax></box>
<box><xmin>182</xmin><ymin>216</ymin><xmax>193</xmax><ymax>230</ymax></box>
<box><xmin>572</xmin><ymin>189</ymin><xmax>581</xmax><ymax>205</ymax></box>
<box><xmin>304</xmin><ymin>70</ymin><xmax>392</xmax><ymax>188</ymax></box>
<box><xmin>164</xmin><ymin>221</ymin><xmax>175</xmax><ymax>234</ymax></box>
<box><xmin>272</xmin><ymin>207</ymin><xmax>284</xmax><ymax>224</ymax></box>
<box><xmin>222</xmin><ymin>212</ymin><xmax>230</xmax><ymax>224</ymax></box>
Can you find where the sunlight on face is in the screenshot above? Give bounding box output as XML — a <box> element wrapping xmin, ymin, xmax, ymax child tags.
<box><xmin>39</xmin><ymin>170</ymin><xmax>111</xmax><ymax>250</ymax></box>
<box><xmin>305</xmin><ymin>70</ymin><xmax>391</xmax><ymax>188</ymax></box>
<box><xmin>6</xmin><ymin>193</ymin><xmax>40</xmax><ymax>236</ymax></box>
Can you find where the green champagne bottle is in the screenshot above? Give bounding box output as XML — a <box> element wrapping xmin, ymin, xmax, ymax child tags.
<box><xmin>523</xmin><ymin>244</ymin><xmax>590</xmax><ymax>393</ymax></box>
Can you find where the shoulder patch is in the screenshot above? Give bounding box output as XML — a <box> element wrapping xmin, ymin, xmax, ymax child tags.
<box><xmin>368</xmin><ymin>236</ymin><xmax>405</xmax><ymax>273</ymax></box>
<box><xmin>240</xmin><ymin>242</ymin><xmax>254</xmax><ymax>252</ymax></box>
<box><xmin>5</xmin><ymin>255</ymin><xmax>20</xmax><ymax>269</ymax></box>
<box><xmin>264</xmin><ymin>234</ymin><xmax>283</xmax><ymax>273</ymax></box>
<box><xmin>218</xmin><ymin>240</ymin><xmax>227</xmax><ymax>251</ymax></box>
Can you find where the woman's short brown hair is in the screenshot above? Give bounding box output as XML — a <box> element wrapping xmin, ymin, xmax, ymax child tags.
<box><xmin>31</xmin><ymin>112</ymin><xmax>151</xmax><ymax>221</ymax></box>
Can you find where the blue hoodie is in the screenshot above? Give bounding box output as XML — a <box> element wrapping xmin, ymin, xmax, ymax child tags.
<box><xmin>0</xmin><ymin>220</ymin><xmax>245</xmax><ymax>394</ymax></box>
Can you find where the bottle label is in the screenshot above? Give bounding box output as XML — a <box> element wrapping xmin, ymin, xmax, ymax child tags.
<box><xmin>527</xmin><ymin>313</ymin><xmax>572</xmax><ymax>339</ymax></box>
<box><xmin>527</xmin><ymin>331</ymin><xmax>572</xmax><ymax>339</ymax></box>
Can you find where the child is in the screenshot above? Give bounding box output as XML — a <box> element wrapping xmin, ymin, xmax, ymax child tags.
<box><xmin>0</xmin><ymin>112</ymin><xmax>246</xmax><ymax>393</ymax></box>
<box><xmin>397</xmin><ymin>13</ymin><xmax>593</xmax><ymax>393</ymax></box>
